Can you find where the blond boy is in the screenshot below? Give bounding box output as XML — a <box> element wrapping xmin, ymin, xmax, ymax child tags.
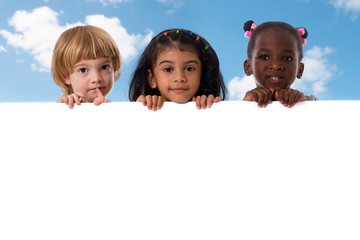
<box><xmin>52</xmin><ymin>25</ymin><xmax>121</xmax><ymax>109</ymax></box>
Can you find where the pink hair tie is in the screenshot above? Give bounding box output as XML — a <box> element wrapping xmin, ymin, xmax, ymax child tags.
<box><xmin>298</xmin><ymin>28</ymin><xmax>305</xmax><ymax>36</ymax></box>
<box><xmin>245</xmin><ymin>22</ymin><xmax>257</xmax><ymax>38</ymax></box>
<box><xmin>245</xmin><ymin>31</ymin><xmax>252</xmax><ymax>38</ymax></box>
<box><xmin>297</xmin><ymin>28</ymin><xmax>307</xmax><ymax>45</ymax></box>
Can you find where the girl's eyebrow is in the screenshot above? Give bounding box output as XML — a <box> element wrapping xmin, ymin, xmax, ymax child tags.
<box><xmin>158</xmin><ymin>60</ymin><xmax>199</xmax><ymax>65</ymax></box>
<box><xmin>258</xmin><ymin>48</ymin><xmax>295</xmax><ymax>54</ymax></box>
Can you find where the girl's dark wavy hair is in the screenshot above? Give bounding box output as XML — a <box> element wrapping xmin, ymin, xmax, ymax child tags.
<box><xmin>129</xmin><ymin>28</ymin><xmax>227</xmax><ymax>101</ymax></box>
<box><xmin>243</xmin><ymin>20</ymin><xmax>308</xmax><ymax>61</ymax></box>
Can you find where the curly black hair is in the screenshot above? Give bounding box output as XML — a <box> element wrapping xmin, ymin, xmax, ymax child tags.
<box><xmin>129</xmin><ymin>28</ymin><xmax>227</xmax><ymax>101</ymax></box>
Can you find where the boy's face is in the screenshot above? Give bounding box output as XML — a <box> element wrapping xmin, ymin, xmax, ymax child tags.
<box><xmin>64</xmin><ymin>57</ymin><xmax>114</xmax><ymax>102</ymax></box>
<box><xmin>147</xmin><ymin>46</ymin><xmax>202</xmax><ymax>103</ymax></box>
<box><xmin>244</xmin><ymin>29</ymin><xmax>304</xmax><ymax>91</ymax></box>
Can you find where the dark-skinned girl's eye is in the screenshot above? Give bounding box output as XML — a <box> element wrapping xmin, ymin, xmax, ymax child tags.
<box><xmin>283</xmin><ymin>56</ymin><xmax>293</xmax><ymax>61</ymax></box>
<box><xmin>259</xmin><ymin>55</ymin><xmax>270</xmax><ymax>60</ymax></box>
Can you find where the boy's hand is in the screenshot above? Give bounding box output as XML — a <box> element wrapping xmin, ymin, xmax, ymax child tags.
<box><xmin>136</xmin><ymin>94</ymin><xmax>164</xmax><ymax>111</ymax></box>
<box><xmin>243</xmin><ymin>88</ymin><xmax>274</xmax><ymax>108</ymax></box>
<box><xmin>192</xmin><ymin>94</ymin><xmax>222</xmax><ymax>109</ymax></box>
<box><xmin>56</xmin><ymin>92</ymin><xmax>86</xmax><ymax>109</ymax></box>
<box><xmin>93</xmin><ymin>88</ymin><xmax>111</xmax><ymax>106</ymax></box>
<box><xmin>275</xmin><ymin>89</ymin><xmax>306</xmax><ymax>108</ymax></box>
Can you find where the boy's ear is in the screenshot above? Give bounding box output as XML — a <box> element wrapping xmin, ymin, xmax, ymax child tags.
<box><xmin>63</xmin><ymin>74</ymin><xmax>71</xmax><ymax>85</ymax></box>
<box><xmin>147</xmin><ymin>69</ymin><xmax>157</xmax><ymax>89</ymax></box>
<box><xmin>244</xmin><ymin>59</ymin><xmax>252</xmax><ymax>76</ymax></box>
<box><xmin>297</xmin><ymin>62</ymin><xmax>305</xmax><ymax>79</ymax></box>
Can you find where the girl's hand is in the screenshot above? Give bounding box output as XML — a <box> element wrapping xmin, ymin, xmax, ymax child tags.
<box><xmin>275</xmin><ymin>89</ymin><xmax>306</xmax><ymax>108</ymax></box>
<box><xmin>192</xmin><ymin>94</ymin><xmax>222</xmax><ymax>109</ymax></box>
<box><xmin>136</xmin><ymin>95</ymin><xmax>164</xmax><ymax>111</ymax></box>
<box><xmin>243</xmin><ymin>88</ymin><xmax>274</xmax><ymax>108</ymax></box>
<box><xmin>93</xmin><ymin>88</ymin><xmax>111</xmax><ymax>106</ymax></box>
<box><xmin>56</xmin><ymin>92</ymin><xmax>86</xmax><ymax>109</ymax></box>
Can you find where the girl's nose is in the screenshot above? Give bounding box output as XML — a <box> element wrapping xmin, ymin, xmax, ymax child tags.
<box><xmin>270</xmin><ymin>61</ymin><xmax>284</xmax><ymax>70</ymax></box>
<box><xmin>173</xmin><ymin>70</ymin><xmax>186</xmax><ymax>83</ymax></box>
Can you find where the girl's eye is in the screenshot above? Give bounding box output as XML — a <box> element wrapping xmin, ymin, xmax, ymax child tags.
<box><xmin>185</xmin><ymin>66</ymin><xmax>195</xmax><ymax>71</ymax></box>
<box><xmin>283</xmin><ymin>56</ymin><xmax>293</xmax><ymax>61</ymax></box>
<box><xmin>101</xmin><ymin>64</ymin><xmax>111</xmax><ymax>70</ymax></box>
<box><xmin>259</xmin><ymin>55</ymin><xmax>270</xmax><ymax>60</ymax></box>
<box><xmin>79</xmin><ymin>68</ymin><xmax>88</xmax><ymax>73</ymax></box>
<box><xmin>163</xmin><ymin>67</ymin><xmax>173</xmax><ymax>72</ymax></box>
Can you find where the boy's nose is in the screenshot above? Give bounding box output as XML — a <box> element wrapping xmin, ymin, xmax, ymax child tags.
<box><xmin>90</xmin><ymin>71</ymin><xmax>102</xmax><ymax>83</ymax></box>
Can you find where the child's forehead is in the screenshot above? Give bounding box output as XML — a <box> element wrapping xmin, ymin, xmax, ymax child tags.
<box><xmin>254</xmin><ymin>29</ymin><xmax>298</xmax><ymax>49</ymax></box>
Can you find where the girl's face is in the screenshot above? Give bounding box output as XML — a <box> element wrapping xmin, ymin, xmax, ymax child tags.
<box><xmin>244</xmin><ymin>28</ymin><xmax>304</xmax><ymax>91</ymax></box>
<box><xmin>64</xmin><ymin>57</ymin><xmax>114</xmax><ymax>102</ymax></box>
<box><xmin>148</xmin><ymin>46</ymin><xmax>202</xmax><ymax>103</ymax></box>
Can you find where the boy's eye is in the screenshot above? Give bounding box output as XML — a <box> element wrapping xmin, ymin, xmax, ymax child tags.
<box><xmin>282</xmin><ymin>56</ymin><xmax>293</xmax><ymax>61</ymax></box>
<box><xmin>259</xmin><ymin>55</ymin><xmax>270</xmax><ymax>60</ymax></box>
<box><xmin>163</xmin><ymin>67</ymin><xmax>173</xmax><ymax>72</ymax></box>
<box><xmin>101</xmin><ymin>64</ymin><xmax>110</xmax><ymax>70</ymax></box>
<box><xmin>185</xmin><ymin>66</ymin><xmax>195</xmax><ymax>71</ymax></box>
<box><xmin>79</xmin><ymin>68</ymin><xmax>88</xmax><ymax>73</ymax></box>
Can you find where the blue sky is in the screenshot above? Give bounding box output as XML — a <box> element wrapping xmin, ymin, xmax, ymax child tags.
<box><xmin>0</xmin><ymin>0</ymin><xmax>359</xmax><ymax>102</ymax></box>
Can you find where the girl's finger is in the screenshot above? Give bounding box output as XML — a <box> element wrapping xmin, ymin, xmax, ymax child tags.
<box><xmin>213</xmin><ymin>97</ymin><xmax>222</xmax><ymax>103</ymax></box>
<box><xmin>207</xmin><ymin>94</ymin><xmax>215</xmax><ymax>108</ymax></box>
<box><xmin>145</xmin><ymin>95</ymin><xmax>153</xmax><ymax>110</ymax></box>
<box><xmin>151</xmin><ymin>95</ymin><xmax>158</xmax><ymax>111</ymax></box>
<box><xmin>136</xmin><ymin>95</ymin><xmax>146</xmax><ymax>106</ymax></box>
<box><xmin>200</xmin><ymin>95</ymin><xmax>207</xmax><ymax>109</ymax></box>
<box><xmin>157</xmin><ymin>96</ymin><xmax>164</xmax><ymax>110</ymax></box>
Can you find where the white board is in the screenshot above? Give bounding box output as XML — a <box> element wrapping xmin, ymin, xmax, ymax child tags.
<box><xmin>0</xmin><ymin>101</ymin><xmax>359</xmax><ymax>240</ymax></box>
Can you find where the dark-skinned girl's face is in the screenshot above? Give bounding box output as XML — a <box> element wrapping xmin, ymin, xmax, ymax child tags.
<box><xmin>244</xmin><ymin>28</ymin><xmax>304</xmax><ymax>91</ymax></box>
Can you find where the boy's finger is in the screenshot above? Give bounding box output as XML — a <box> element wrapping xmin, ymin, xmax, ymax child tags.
<box><xmin>68</xmin><ymin>96</ymin><xmax>75</xmax><ymax>109</ymax></box>
<box><xmin>95</xmin><ymin>88</ymin><xmax>104</xmax><ymax>98</ymax></box>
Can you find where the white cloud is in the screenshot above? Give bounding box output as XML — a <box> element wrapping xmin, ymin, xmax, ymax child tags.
<box><xmin>293</xmin><ymin>46</ymin><xmax>335</xmax><ymax>96</ymax></box>
<box><xmin>330</xmin><ymin>0</ymin><xmax>360</xmax><ymax>15</ymax></box>
<box><xmin>0</xmin><ymin>6</ymin><xmax>153</xmax><ymax>72</ymax></box>
<box><xmin>227</xmin><ymin>75</ymin><xmax>256</xmax><ymax>100</ymax></box>
<box><xmin>88</xmin><ymin>0</ymin><xmax>132</xmax><ymax>6</ymax></box>
<box><xmin>156</xmin><ymin>0</ymin><xmax>185</xmax><ymax>14</ymax></box>
<box><xmin>0</xmin><ymin>45</ymin><xmax>6</xmax><ymax>52</ymax></box>
<box><xmin>227</xmin><ymin>46</ymin><xmax>335</xmax><ymax>100</ymax></box>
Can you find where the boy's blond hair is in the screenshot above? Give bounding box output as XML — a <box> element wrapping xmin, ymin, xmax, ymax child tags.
<box><xmin>52</xmin><ymin>25</ymin><xmax>121</xmax><ymax>95</ymax></box>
